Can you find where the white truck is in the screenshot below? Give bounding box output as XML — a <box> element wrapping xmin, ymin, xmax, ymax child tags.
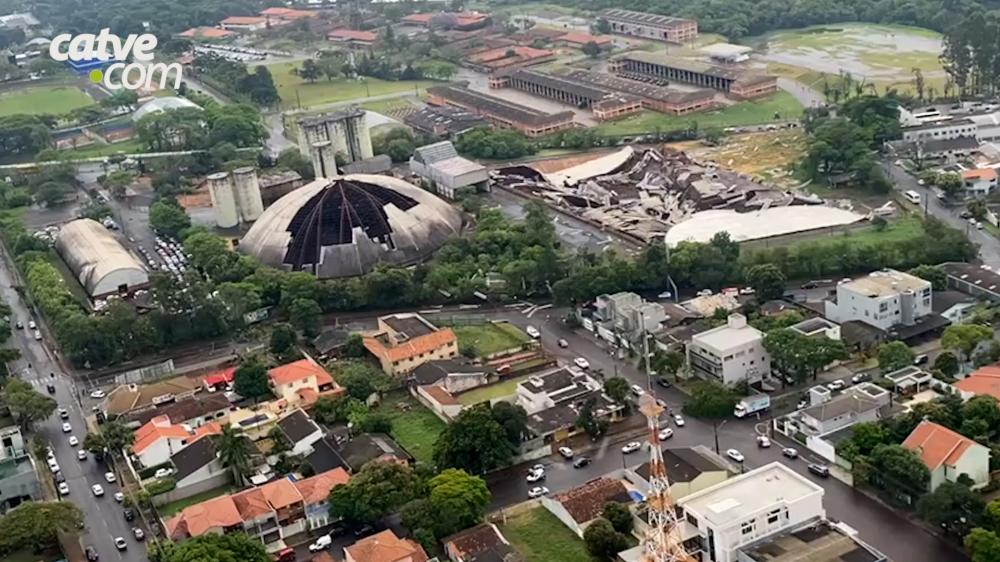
<box><xmin>734</xmin><ymin>394</ymin><xmax>770</xmax><ymax>418</ymax></box>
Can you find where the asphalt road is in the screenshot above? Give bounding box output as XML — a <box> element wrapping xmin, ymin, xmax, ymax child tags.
<box><xmin>0</xmin><ymin>244</ymin><xmax>147</xmax><ymax>562</ymax></box>
<box><xmin>481</xmin><ymin>308</ymin><xmax>966</xmax><ymax>562</ymax></box>
<box><xmin>884</xmin><ymin>160</ymin><xmax>1000</xmax><ymax>268</ymax></box>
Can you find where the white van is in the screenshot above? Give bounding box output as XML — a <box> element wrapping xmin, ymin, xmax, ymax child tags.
<box><xmin>904</xmin><ymin>190</ymin><xmax>921</xmax><ymax>204</ymax></box>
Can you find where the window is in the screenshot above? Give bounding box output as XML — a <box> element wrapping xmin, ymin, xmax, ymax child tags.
<box><xmin>741</xmin><ymin>521</ymin><xmax>755</xmax><ymax>536</ymax></box>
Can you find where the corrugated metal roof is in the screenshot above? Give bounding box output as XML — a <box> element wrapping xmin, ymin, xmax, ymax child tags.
<box><xmin>55</xmin><ymin>218</ymin><xmax>148</xmax><ymax>297</ymax></box>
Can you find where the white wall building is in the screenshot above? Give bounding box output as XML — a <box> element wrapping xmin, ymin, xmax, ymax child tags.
<box><xmin>515</xmin><ymin>368</ymin><xmax>600</xmax><ymax>415</ymax></box>
<box><xmin>798</xmin><ymin>383</ymin><xmax>890</xmax><ymax>437</ymax></box>
<box><xmin>678</xmin><ymin>463</ymin><xmax>826</xmax><ymax>562</ymax></box>
<box><xmin>687</xmin><ymin>314</ymin><xmax>770</xmax><ymax>385</ymax></box>
<box><xmin>824</xmin><ymin>270</ymin><xmax>932</xmax><ymax>331</ymax></box>
<box><xmin>901</xmin><ymin>118</ymin><xmax>976</xmax><ymax>142</ymax></box>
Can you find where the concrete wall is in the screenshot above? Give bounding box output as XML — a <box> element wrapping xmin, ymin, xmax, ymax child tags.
<box><xmin>152</xmin><ymin>472</ymin><xmax>231</xmax><ymax>506</ymax></box>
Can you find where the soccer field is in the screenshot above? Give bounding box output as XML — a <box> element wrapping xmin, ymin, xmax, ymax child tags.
<box><xmin>0</xmin><ymin>85</ymin><xmax>94</xmax><ymax>117</ymax></box>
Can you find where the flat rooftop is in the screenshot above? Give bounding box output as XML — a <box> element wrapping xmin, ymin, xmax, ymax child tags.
<box><xmin>790</xmin><ymin>317</ymin><xmax>838</xmax><ymax>335</ymax></box>
<box><xmin>680</xmin><ymin>463</ymin><xmax>822</xmax><ymax>527</ymax></box>
<box><xmin>383</xmin><ymin>314</ymin><xmax>435</xmax><ymax>338</ymax></box>
<box><xmin>692</xmin><ymin>322</ymin><xmax>763</xmax><ymax>351</ymax></box>
<box><xmin>740</xmin><ymin>519</ymin><xmax>887</xmax><ymax>561</ymax></box>
<box><xmin>664</xmin><ymin>207</ymin><xmax>865</xmax><ymax>247</ymax></box>
<box><xmin>844</xmin><ymin>270</ymin><xmax>929</xmax><ymax>298</ymax></box>
<box><xmin>601</xmin><ymin>8</ymin><xmax>695</xmax><ymax>28</ymax></box>
<box><xmin>427</xmin><ymin>85</ymin><xmax>575</xmax><ymax>127</ymax></box>
<box><xmin>617</xmin><ymin>51</ymin><xmax>744</xmax><ymax>81</ymax></box>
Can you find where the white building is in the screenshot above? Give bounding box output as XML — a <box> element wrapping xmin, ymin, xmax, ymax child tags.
<box><xmin>824</xmin><ymin>270</ymin><xmax>932</xmax><ymax>331</ymax></box>
<box><xmin>901</xmin><ymin>118</ymin><xmax>976</xmax><ymax>142</ymax></box>
<box><xmin>962</xmin><ymin>168</ymin><xmax>998</xmax><ymax>197</ymax></box>
<box><xmin>903</xmin><ymin>420</ymin><xmax>991</xmax><ymax>491</ymax></box>
<box><xmin>595</xmin><ymin>292</ymin><xmax>666</xmax><ymax>336</ymax></box>
<box><xmin>798</xmin><ymin>383</ymin><xmax>890</xmax><ymax>437</ymax></box>
<box><xmin>409</xmin><ymin>141</ymin><xmax>489</xmax><ymax>199</ymax></box>
<box><xmin>687</xmin><ymin>314</ymin><xmax>770</xmax><ymax>385</ymax></box>
<box><xmin>515</xmin><ymin>368</ymin><xmax>600</xmax><ymax>415</ymax></box>
<box><xmin>678</xmin><ymin>462</ymin><xmax>826</xmax><ymax>562</ymax></box>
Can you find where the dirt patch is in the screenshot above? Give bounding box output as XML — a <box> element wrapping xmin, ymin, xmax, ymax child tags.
<box><xmin>178</xmin><ymin>183</ymin><xmax>211</xmax><ymax>209</ymax></box>
<box><xmin>670</xmin><ymin>129</ymin><xmax>807</xmax><ymax>188</ymax></box>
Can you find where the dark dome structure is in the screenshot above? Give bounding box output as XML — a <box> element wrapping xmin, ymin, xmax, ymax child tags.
<box><xmin>239</xmin><ymin>174</ymin><xmax>463</xmax><ymax>278</ymax></box>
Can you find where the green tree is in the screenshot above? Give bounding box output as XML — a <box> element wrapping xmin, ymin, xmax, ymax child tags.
<box><xmin>329</xmin><ymin>462</ymin><xmax>421</xmax><ymax>524</ymax></box>
<box><xmin>942</xmin><ymin>324</ymin><xmax>993</xmax><ymax>362</ymax></box>
<box><xmin>100</xmin><ymin>417</ymin><xmax>135</xmax><ymax>453</ymax></box>
<box><xmin>0</xmin><ymin>501</ymin><xmax>83</xmax><ymax>553</ymax></box>
<box><xmin>296</xmin><ymin>59</ymin><xmax>321</xmax><ymax>83</ymax></box>
<box><xmin>878</xmin><ymin>341</ymin><xmax>915</xmax><ymax>374</ymax></box>
<box><xmin>149</xmin><ymin>199</ymin><xmax>192</xmax><ymax>238</ymax></box>
<box><xmin>357</xmin><ymin>413</ymin><xmax>393</xmax><ymax>434</ymax></box>
<box><xmin>602</xmin><ymin>502</ymin><xmax>633</xmax><ymax>534</ymax></box>
<box><xmin>867</xmin><ymin>444</ymin><xmax>930</xmax><ymax>497</ymax></box>
<box><xmin>155</xmin><ymin>532</ymin><xmax>271</xmax><ymax>562</ymax></box>
<box><xmin>490</xmin><ymin>401</ymin><xmax>528</xmax><ymax>444</ymax></box>
<box><xmin>288</xmin><ymin>297</ymin><xmax>322</xmax><ymax>337</ymax></box>
<box><xmin>764</xmin><ymin>329</ymin><xmax>848</xmax><ymax>383</ymax></box>
<box><xmin>434</xmin><ymin>403</ymin><xmax>514</xmax><ymax>474</ymax></box>
<box><xmin>594</xmin><ymin>18</ymin><xmax>611</xmax><ymax>34</ymax></box>
<box><xmin>82</xmin><ymin>431</ymin><xmax>106</xmax><ymax>455</ymax></box>
<box><xmin>575</xmin><ymin>397</ymin><xmax>610</xmax><ymax>438</ymax></box>
<box><xmin>745</xmin><ymin>263</ymin><xmax>786</xmax><ymax>300</ymax></box>
<box><xmin>426</xmin><ymin>469</ymin><xmax>491</xmax><ymax>534</ymax></box>
<box><xmin>275</xmin><ymin>147</ymin><xmax>315</xmax><ymax>181</ymax></box>
<box><xmin>909</xmin><ymin>264</ymin><xmax>947</xmax><ymax>290</ymax></box>
<box><xmin>583</xmin><ymin>518</ymin><xmax>629</xmax><ymax>561</ymax></box>
<box><xmin>267</xmin><ymin>425</ymin><xmax>291</xmax><ymax>454</ymax></box>
<box><xmin>836</xmin><ymin>422</ymin><xmax>887</xmax><ymax>462</ymax></box>
<box><xmin>986</xmin><ymin>499</ymin><xmax>1000</xmax><ymax>532</ymax></box>
<box><xmin>966</xmin><ymin>528</ymin><xmax>1000</xmax><ymax>562</ymax></box>
<box><xmin>603</xmin><ymin>377</ymin><xmax>630</xmax><ymax>403</ymax></box>
<box><xmin>683</xmin><ymin>380</ymin><xmax>737</xmax><ymax>418</ymax></box>
<box><xmin>582</xmin><ymin>41</ymin><xmax>602</xmax><ymax>57</ymax></box>
<box><xmin>234</xmin><ymin>358</ymin><xmax>271</xmax><ymax>400</ymax></box>
<box><xmin>217</xmin><ymin>425</ymin><xmax>253</xmax><ymax>484</ymax></box>
<box><xmin>269</xmin><ymin>323</ymin><xmax>297</xmax><ymax>358</ymax></box>
<box><xmin>934</xmin><ymin>351</ymin><xmax>960</xmax><ymax>378</ymax></box>
<box><xmin>916</xmin><ymin>482</ymin><xmax>984</xmax><ymax>537</ymax></box>
<box><xmin>2</xmin><ymin>378</ymin><xmax>56</xmax><ymax>429</ymax></box>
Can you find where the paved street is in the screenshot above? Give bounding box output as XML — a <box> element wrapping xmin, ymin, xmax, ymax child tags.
<box><xmin>884</xmin><ymin>160</ymin><xmax>1000</xmax><ymax>268</ymax></box>
<box><xmin>0</xmin><ymin>244</ymin><xmax>147</xmax><ymax>562</ymax></box>
<box><xmin>480</xmin><ymin>308</ymin><xmax>967</xmax><ymax>562</ymax></box>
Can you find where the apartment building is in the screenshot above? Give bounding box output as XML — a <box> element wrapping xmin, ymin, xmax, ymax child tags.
<box><xmin>824</xmin><ymin>270</ymin><xmax>933</xmax><ymax>332</ymax></box>
<box><xmin>687</xmin><ymin>314</ymin><xmax>770</xmax><ymax>385</ymax></box>
<box><xmin>363</xmin><ymin>313</ymin><xmax>459</xmax><ymax>376</ymax></box>
<box><xmin>0</xmin><ymin>425</ymin><xmax>40</xmax><ymax>512</ymax></box>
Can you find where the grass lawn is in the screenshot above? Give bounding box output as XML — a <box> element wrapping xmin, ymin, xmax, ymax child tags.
<box><xmin>259</xmin><ymin>61</ymin><xmax>436</xmax><ymax>109</ymax></box>
<box><xmin>456</xmin><ymin>374</ymin><xmax>531</xmax><ymax>406</ymax></box>
<box><xmin>157</xmin><ymin>484</ymin><xmax>236</xmax><ymax>516</ymax></box>
<box><xmin>594</xmin><ymin>92</ymin><xmax>803</xmax><ymax>136</ymax></box>
<box><xmin>373</xmin><ymin>391</ymin><xmax>446</xmax><ymax>464</ymax></box>
<box><xmin>0</xmin><ymin>85</ymin><xmax>93</xmax><ymax>117</ymax></box>
<box><xmin>500</xmin><ymin>507</ymin><xmax>590</xmax><ymax>562</ymax></box>
<box><xmin>57</xmin><ymin>139</ymin><xmax>145</xmax><ymax>159</ymax></box>
<box><xmin>451</xmin><ymin>322</ymin><xmax>532</xmax><ymax>357</ymax></box>
<box><xmin>758</xmin><ymin>216</ymin><xmax>925</xmax><ymax>251</ymax></box>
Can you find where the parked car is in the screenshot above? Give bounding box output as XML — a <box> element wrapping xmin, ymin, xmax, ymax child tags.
<box><xmin>914</xmin><ymin>354</ymin><xmax>929</xmax><ymax>365</ymax></box>
<box><xmin>573</xmin><ymin>357</ymin><xmax>590</xmax><ymax>370</ymax></box>
<box><xmin>33</xmin><ymin>330</ymin><xmax>41</xmax><ymax>341</ymax></box>
<box><xmin>353</xmin><ymin>524</ymin><xmax>375</xmax><ymax>538</ymax></box>
<box><xmin>61</xmin><ymin>422</ymin><xmax>72</xmax><ymax>433</ymax></box>
<box><xmin>808</xmin><ymin>463</ymin><xmax>831</xmax><ymax>477</ymax></box>
<box><xmin>68</xmin><ymin>436</ymin><xmax>78</xmax><ymax>447</ymax></box>
<box><xmin>114</xmin><ymin>492</ymin><xmax>124</xmax><ymax>502</ymax></box>
<box><xmin>558</xmin><ymin>446</ymin><xmax>574</xmax><ymax>459</ymax></box>
<box><xmin>89</xmin><ymin>390</ymin><xmax>106</xmax><ymax>399</ymax></box>
<box><xmin>14</xmin><ymin>320</ymin><xmax>22</xmax><ymax>329</ymax></box>
<box><xmin>154</xmin><ymin>467</ymin><xmax>173</xmax><ymax>479</ymax></box>
<box><xmin>308</xmin><ymin>534</ymin><xmax>332</xmax><ymax>552</ymax></box>
<box><xmin>557</xmin><ymin>338</ymin><xmax>569</xmax><ymax>348</ymax></box>
<box><xmin>59</xmin><ymin>408</ymin><xmax>69</xmax><ymax>420</ymax></box>
<box><xmin>572</xmin><ymin>456</ymin><xmax>591</xmax><ymax>468</ymax></box>
<box><xmin>726</xmin><ymin>449</ymin><xmax>745</xmax><ymax>463</ymax></box>
<box><xmin>85</xmin><ymin>546</ymin><xmax>99</xmax><ymax>561</ymax></box>
<box><xmin>91</xmin><ymin>484</ymin><xmax>104</xmax><ymax>496</ymax></box>
<box><xmin>46</xmin><ymin>383</ymin><xmax>55</xmax><ymax>394</ymax></box>
<box><xmin>630</xmin><ymin>384</ymin><xmax>645</xmax><ymax>396</ymax></box>
<box><xmin>77</xmin><ymin>450</ymin><xmax>87</xmax><ymax>461</ymax></box>
<box><xmin>826</xmin><ymin>380</ymin><xmax>846</xmax><ymax>391</ymax></box>
<box><xmin>796</xmin><ymin>399</ymin><xmax>809</xmax><ymax>410</ymax></box>
<box><xmin>527</xmin><ymin>486</ymin><xmax>549</xmax><ymax>498</ymax></box>
<box><xmin>782</xmin><ymin>447</ymin><xmax>799</xmax><ymax>459</ymax></box>
<box><xmin>526</xmin><ymin>467</ymin><xmax>545</xmax><ymax>482</ymax></box>
<box><xmin>621</xmin><ymin>441</ymin><xmax>642</xmax><ymax>454</ymax></box>
<box><xmin>673</xmin><ymin>415</ymin><xmax>685</xmax><ymax>427</ymax></box>
<box><xmin>58</xmin><ymin>482</ymin><xmax>70</xmax><ymax>496</ymax></box>
<box><xmin>658</xmin><ymin>428</ymin><xmax>674</xmax><ymax>441</ymax></box>
<box><xmin>850</xmin><ymin>373</ymin><xmax>870</xmax><ymax>384</ymax></box>
<box><xmin>105</xmin><ymin>471</ymin><xmax>116</xmax><ymax>483</ymax></box>
<box><xmin>757</xmin><ymin>435</ymin><xmax>771</xmax><ymax>448</ymax></box>
<box><xmin>132</xmin><ymin>528</ymin><xmax>145</xmax><ymax>541</ymax></box>
<box><xmin>28</xmin><ymin>320</ymin><xmax>36</xmax><ymax>330</ymax></box>
<box><xmin>656</xmin><ymin>377</ymin><xmax>672</xmax><ymax>388</ymax></box>
<box><xmin>123</xmin><ymin>508</ymin><xmax>135</xmax><ymax>521</ymax></box>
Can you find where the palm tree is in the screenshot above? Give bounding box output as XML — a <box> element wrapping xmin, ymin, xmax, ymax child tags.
<box><xmin>101</xmin><ymin>418</ymin><xmax>134</xmax><ymax>454</ymax></box>
<box><xmin>217</xmin><ymin>425</ymin><xmax>252</xmax><ymax>485</ymax></box>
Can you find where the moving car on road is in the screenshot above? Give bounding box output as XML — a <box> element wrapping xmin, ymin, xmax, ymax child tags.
<box><xmin>526</xmin><ymin>326</ymin><xmax>540</xmax><ymax>339</ymax></box>
<box><xmin>573</xmin><ymin>357</ymin><xmax>590</xmax><ymax>370</ymax></box>
<box><xmin>114</xmin><ymin>492</ymin><xmax>125</xmax><ymax>502</ymax></box>
<box><xmin>104</xmin><ymin>471</ymin><xmax>116</xmax><ymax>483</ymax></box>
<box><xmin>58</xmin><ymin>408</ymin><xmax>69</xmax><ymax>420</ymax></box>
<box><xmin>557</xmin><ymin>338</ymin><xmax>568</xmax><ymax>348</ymax></box>
<box><xmin>527</xmin><ymin>486</ymin><xmax>549</xmax><ymax>498</ymax></box>
<box><xmin>68</xmin><ymin>436</ymin><xmax>78</xmax><ymax>446</ymax></box>
<box><xmin>132</xmin><ymin>528</ymin><xmax>144</xmax><ymax>541</ymax></box>
<box><xmin>826</xmin><ymin>380</ymin><xmax>846</xmax><ymax>391</ymax></box>
<box><xmin>526</xmin><ymin>466</ymin><xmax>545</xmax><ymax>482</ymax></box>
<box><xmin>308</xmin><ymin>534</ymin><xmax>332</xmax><ymax>552</ymax></box>
<box><xmin>114</xmin><ymin>537</ymin><xmax>127</xmax><ymax>551</ymax></box>
<box><xmin>89</xmin><ymin>390</ymin><xmax>105</xmax><ymax>399</ymax></box>
<box><xmin>573</xmin><ymin>456</ymin><xmax>591</xmax><ymax>468</ymax></box>
<box><xmin>757</xmin><ymin>435</ymin><xmax>771</xmax><ymax>448</ymax></box>
<box><xmin>726</xmin><ymin>449</ymin><xmax>745</xmax><ymax>463</ymax></box>
<box><xmin>782</xmin><ymin>447</ymin><xmax>799</xmax><ymax>459</ymax></box>
<box><xmin>621</xmin><ymin>441</ymin><xmax>641</xmax><ymax>454</ymax></box>
<box><xmin>77</xmin><ymin>450</ymin><xmax>87</xmax><ymax>461</ymax></box>
<box><xmin>673</xmin><ymin>415</ymin><xmax>685</xmax><ymax>427</ymax></box>
<box><xmin>630</xmin><ymin>384</ymin><xmax>645</xmax><ymax>396</ymax></box>
<box><xmin>91</xmin><ymin>484</ymin><xmax>104</xmax><ymax>496</ymax></box>
<box><xmin>658</xmin><ymin>428</ymin><xmax>674</xmax><ymax>441</ymax></box>
<box><xmin>808</xmin><ymin>463</ymin><xmax>830</xmax><ymax>477</ymax></box>
<box><xmin>61</xmin><ymin>422</ymin><xmax>71</xmax><ymax>433</ymax></box>
<box><xmin>85</xmin><ymin>546</ymin><xmax>99</xmax><ymax>561</ymax></box>
<box><xmin>558</xmin><ymin>446</ymin><xmax>574</xmax><ymax>459</ymax></box>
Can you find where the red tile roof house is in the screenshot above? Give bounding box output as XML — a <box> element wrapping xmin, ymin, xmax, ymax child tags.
<box><xmin>165</xmin><ymin>468</ymin><xmax>350</xmax><ymax>542</ymax></box>
<box><xmin>268</xmin><ymin>356</ymin><xmax>345</xmax><ymax>408</ymax></box>
<box><xmin>540</xmin><ymin>477</ymin><xmax>632</xmax><ymax>537</ymax></box>
<box><xmin>344</xmin><ymin>529</ymin><xmax>428</xmax><ymax>562</ymax></box>
<box><xmin>328</xmin><ymin>28</ymin><xmax>379</xmax><ymax>48</ymax></box>
<box><xmin>443</xmin><ymin>523</ymin><xmax>523</xmax><ymax>562</ymax></box>
<box><xmin>902</xmin><ymin>420</ymin><xmax>990</xmax><ymax>491</ymax></box>
<box><xmin>131</xmin><ymin>415</ymin><xmax>221</xmax><ymax>467</ymax></box>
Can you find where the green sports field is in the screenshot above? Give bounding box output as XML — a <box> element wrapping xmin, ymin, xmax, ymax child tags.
<box><xmin>0</xmin><ymin>85</ymin><xmax>94</xmax><ymax>116</ymax></box>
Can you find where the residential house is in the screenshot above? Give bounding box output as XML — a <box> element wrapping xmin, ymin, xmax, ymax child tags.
<box><xmin>516</xmin><ymin>367</ymin><xmax>622</xmax><ymax>443</ymax></box>
<box><xmin>956</xmin><ymin>364</ymin><xmax>1000</xmax><ymax>401</ymax></box>
<box><xmin>344</xmin><ymin>529</ymin><xmax>429</xmax><ymax>562</ymax></box>
<box><xmin>687</xmin><ymin>314</ymin><xmax>770</xmax><ymax>385</ymax></box>
<box><xmin>885</xmin><ymin>366</ymin><xmax>935</xmax><ymax>395</ymax></box>
<box><xmin>363</xmin><ymin>313</ymin><xmax>459</xmax><ymax>376</ymax></box>
<box><xmin>229</xmin><ymin>400</ymin><xmax>287</xmax><ymax>441</ymax></box>
<box><xmin>268</xmin><ymin>357</ymin><xmax>345</xmax><ymax>408</ymax></box>
<box><xmin>132</xmin><ymin>415</ymin><xmax>221</xmax><ymax>467</ymax></box>
<box><xmin>443</xmin><ymin>523</ymin><xmax>523</xmax><ymax>562</ymax></box>
<box><xmin>932</xmin><ymin>290</ymin><xmax>977</xmax><ymax>324</ymax></box>
<box><xmin>677</xmin><ymin>463</ymin><xmax>826</xmax><ymax>562</ymax></box>
<box><xmin>963</xmin><ymin>168</ymin><xmax>998</xmax><ymax>197</ymax></box>
<box><xmin>0</xmin><ymin>425</ymin><xmax>40</xmax><ymax>512</ymax></box>
<box><xmin>902</xmin><ymin>420</ymin><xmax>991</xmax><ymax>491</ymax></box>
<box><xmin>126</xmin><ymin>392</ymin><xmax>232</xmax><ymax>429</ymax></box>
<box><xmin>411</xmin><ymin>359</ymin><xmax>495</xmax><ymax>418</ymax></box>
<box><xmin>337</xmin><ymin>433</ymin><xmax>413</xmax><ymax>472</ymax></box>
<box><xmin>103</xmin><ymin>375</ymin><xmax>202</xmax><ymax>417</ymax></box>
<box><xmin>797</xmin><ymin>384</ymin><xmax>890</xmax><ymax>437</ymax></box>
<box><xmin>276</xmin><ymin>409</ymin><xmax>324</xmax><ymax>456</ymax></box>
<box><xmin>625</xmin><ymin>447</ymin><xmax>729</xmax><ymax>499</ymax></box>
<box><xmin>736</xmin><ymin>519</ymin><xmax>888</xmax><ymax>562</ymax></box>
<box><xmin>201</xmin><ymin>366</ymin><xmax>236</xmax><ymax>392</ymax></box>
<box><xmin>169</xmin><ymin>436</ymin><xmax>227</xmax><ymax>493</ymax></box>
<box><xmin>593</xmin><ymin>291</ymin><xmax>666</xmax><ymax>343</ymax></box>
<box><xmin>824</xmin><ymin>270</ymin><xmax>935</xmax><ymax>333</ymax></box>
<box><xmin>788</xmin><ymin>317</ymin><xmax>841</xmax><ymax>340</ymax></box>
<box><xmin>541</xmin><ymin>477</ymin><xmax>632</xmax><ymax>537</ymax></box>
<box><xmin>165</xmin><ymin>468</ymin><xmax>350</xmax><ymax>542</ymax></box>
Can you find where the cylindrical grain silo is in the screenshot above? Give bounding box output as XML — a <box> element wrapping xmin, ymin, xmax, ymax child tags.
<box><xmin>207</xmin><ymin>172</ymin><xmax>238</xmax><ymax>228</ymax></box>
<box><xmin>232</xmin><ymin>166</ymin><xmax>265</xmax><ymax>222</ymax></box>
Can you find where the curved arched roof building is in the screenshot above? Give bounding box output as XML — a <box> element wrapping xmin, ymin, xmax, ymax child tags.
<box><xmin>132</xmin><ymin>96</ymin><xmax>202</xmax><ymax>122</ymax></box>
<box><xmin>239</xmin><ymin>174</ymin><xmax>462</xmax><ymax>278</ymax></box>
<box><xmin>55</xmin><ymin>219</ymin><xmax>149</xmax><ymax>297</ymax></box>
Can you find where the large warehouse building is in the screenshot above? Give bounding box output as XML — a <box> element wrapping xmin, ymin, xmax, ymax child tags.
<box><xmin>239</xmin><ymin>174</ymin><xmax>463</xmax><ymax>278</ymax></box>
<box><xmin>600</xmin><ymin>9</ymin><xmax>698</xmax><ymax>43</ymax></box>
<box><xmin>426</xmin><ymin>85</ymin><xmax>575</xmax><ymax>137</ymax></box>
<box><xmin>55</xmin><ymin>218</ymin><xmax>149</xmax><ymax>298</ymax></box>
<box><xmin>610</xmin><ymin>52</ymin><xmax>777</xmax><ymax>98</ymax></box>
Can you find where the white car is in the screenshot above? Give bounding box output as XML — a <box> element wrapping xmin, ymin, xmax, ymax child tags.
<box><xmin>526</xmin><ymin>468</ymin><xmax>545</xmax><ymax>483</ymax></box>
<box><xmin>68</xmin><ymin>436</ymin><xmax>79</xmax><ymax>447</ymax></box>
<box><xmin>47</xmin><ymin>458</ymin><xmax>59</xmax><ymax>473</ymax></box>
<box><xmin>58</xmin><ymin>482</ymin><xmax>70</xmax><ymax>496</ymax></box>
<box><xmin>726</xmin><ymin>449</ymin><xmax>745</xmax><ymax>463</ymax></box>
<box><xmin>308</xmin><ymin>534</ymin><xmax>332</xmax><ymax>552</ymax></box>
<box><xmin>114</xmin><ymin>492</ymin><xmax>125</xmax><ymax>502</ymax></box>
<box><xmin>154</xmin><ymin>467</ymin><xmax>174</xmax><ymax>479</ymax></box>
<box><xmin>630</xmin><ymin>384</ymin><xmax>645</xmax><ymax>396</ymax></box>
<box><xmin>114</xmin><ymin>537</ymin><xmax>127</xmax><ymax>551</ymax></box>
<box><xmin>105</xmin><ymin>471</ymin><xmax>116</xmax><ymax>483</ymax></box>
<box><xmin>573</xmin><ymin>357</ymin><xmax>590</xmax><ymax>370</ymax></box>
<box><xmin>92</xmin><ymin>484</ymin><xmax>104</xmax><ymax>496</ymax></box>
<box><xmin>558</xmin><ymin>446</ymin><xmax>574</xmax><ymax>459</ymax></box>
<box><xmin>527</xmin><ymin>486</ymin><xmax>549</xmax><ymax>498</ymax></box>
<box><xmin>89</xmin><ymin>390</ymin><xmax>106</xmax><ymax>399</ymax></box>
<box><xmin>27</xmin><ymin>320</ymin><xmax>36</xmax><ymax>330</ymax></box>
<box><xmin>58</xmin><ymin>408</ymin><xmax>69</xmax><ymax>420</ymax></box>
<box><xmin>826</xmin><ymin>380</ymin><xmax>846</xmax><ymax>391</ymax></box>
<box><xmin>658</xmin><ymin>428</ymin><xmax>674</xmax><ymax>441</ymax></box>
<box><xmin>77</xmin><ymin>450</ymin><xmax>87</xmax><ymax>461</ymax></box>
<box><xmin>33</xmin><ymin>330</ymin><xmax>41</xmax><ymax>341</ymax></box>
<box><xmin>525</xmin><ymin>325</ymin><xmax>540</xmax><ymax>339</ymax></box>
<box><xmin>757</xmin><ymin>435</ymin><xmax>771</xmax><ymax>448</ymax></box>
<box><xmin>61</xmin><ymin>422</ymin><xmax>72</xmax><ymax>433</ymax></box>
<box><xmin>673</xmin><ymin>415</ymin><xmax>685</xmax><ymax>427</ymax></box>
<box><xmin>621</xmin><ymin>441</ymin><xmax>642</xmax><ymax>454</ymax></box>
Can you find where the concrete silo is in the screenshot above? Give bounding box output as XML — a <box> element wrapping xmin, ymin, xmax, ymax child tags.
<box><xmin>207</xmin><ymin>171</ymin><xmax>238</xmax><ymax>228</ymax></box>
<box><xmin>297</xmin><ymin>108</ymin><xmax>373</xmax><ymax>166</ymax></box>
<box><xmin>232</xmin><ymin>166</ymin><xmax>265</xmax><ymax>222</ymax></box>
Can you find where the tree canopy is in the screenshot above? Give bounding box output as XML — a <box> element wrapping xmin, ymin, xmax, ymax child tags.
<box><xmin>329</xmin><ymin>462</ymin><xmax>422</xmax><ymax>524</ymax></box>
<box><xmin>434</xmin><ymin>403</ymin><xmax>516</xmax><ymax>474</ymax></box>
<box><xmin>878</xmin><ymin>342</ymin><xmax>915</xmax><ymax>374</ymax></box>
<box><xmin>154</xmin><ymin>532</ymin><xmax>271</xmax><ymax>562</ymax></box>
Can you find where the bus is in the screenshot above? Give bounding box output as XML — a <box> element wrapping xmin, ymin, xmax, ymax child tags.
<box><xmin>904</xmin><ymin>190</ymin><xmax>921</xmax><ymax>204</ymax></box>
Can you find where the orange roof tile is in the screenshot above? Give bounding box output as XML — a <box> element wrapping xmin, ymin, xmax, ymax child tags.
<box><xmin>259</xmin><ymin>476</ymin><xmax>303</xmax><ymax>510</ymax></box>
<box><xmin>955</xmin><ymin>365</ymin><xmax>1000</xmax><ymax>401</ymax></box>
<box><xmin>345</xmin><ymin>529</ymin><xmax>429</xmax><ymax>562</ymax></box>
<box><xmin>421</xmin><ymin>384</ymin><xmax>458</xmax><ymax>406</ymax></box>
<box><xmin>232</xmin><ymin>487</ymin><xmax>271</xmax><ymax>520</ymax></box>
<box><xmin>269</xmin><ymin>358</ymin><xmax>332</xmax><ymax>386</ymax></box>
<box><xmin>962</xmin><ymin>168</ymin><xmax>999</xmax><ymax>181</ymax></box>
<box><xmin>166</xmin><ymin>494</ymin><xmax>242</xmax><ymax>539</ymax></box>
<box><xmin>363</xmin><ymin>329</ymin><xmax>457</xmax><ymax>363</ymax></box>
<box><xmin>293</xmin><ymin>468</ymin><xmax>350</xmax><ymax>504</ymax></box>
<box><xmin>221</xmin><ymin>16</ymin><xmax>266</xmax><ymax>25</ymax></box>
<box><xmin>133</xmin><ymin>416</ymin><xmax>190</xmax><ymax>454</ymax></box>
<box><xmin>402</xmin><ymin>13</ymin><xmax>435</xmax><ymax>24</ymax></box>
<box><xmin>179</xmin><ymin>27</ymin><xmax>235</xmax><ymax>39</ymax></box>
<box><xmin>902</xmin><ymin>420</ymin><xmax>982</xmax><ymax>470</ymax></box>
<box><xmin>328</xmin><ymin>28</ymin><xmax>378</xmax><ymax>42</ymax></box>
<box><xmin>559</xmin><ymin>31</ymin><xmax>612</xmax><ymax>45</ymax></box>
<box><xmin>261</xmin><ymin>7</ymin><xmax>316</xmax><ymax>18</ymax></box>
